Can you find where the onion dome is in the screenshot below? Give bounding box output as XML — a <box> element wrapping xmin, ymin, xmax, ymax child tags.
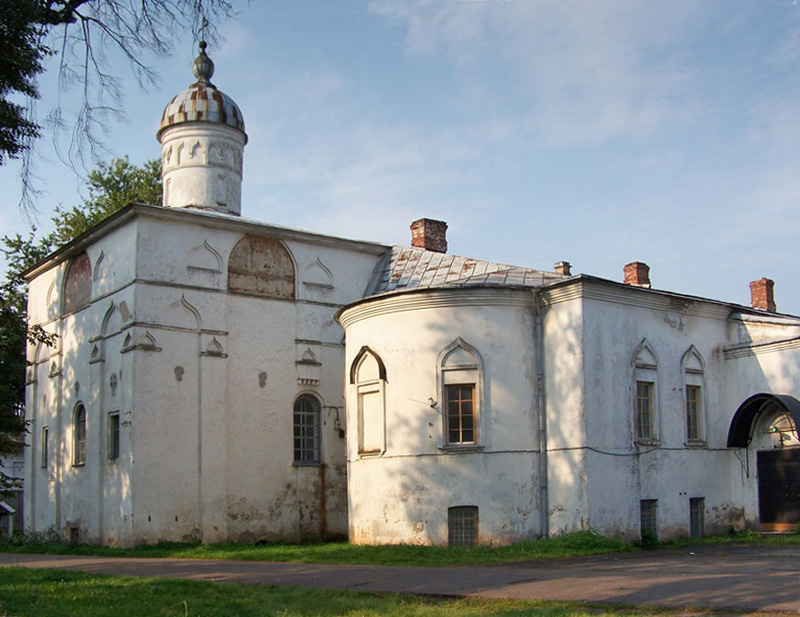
<box><xmin>157</xmin><ymin>41</ymin><xmax>246</xmax><ymax>140</ymax></box>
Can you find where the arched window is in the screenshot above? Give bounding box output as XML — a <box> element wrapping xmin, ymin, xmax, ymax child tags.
<box><xmin>73</xmin><ymin>403</ymin><xmax>87</xmax><ymax>466</ymax></box>
<box><xmin>632</xmin><ymin>339</ymin><xmax>659</xmax><ymax>443</ymax></box>
<box><xmin>293</xmin><ymin>394</ymin><xmax>320</xmax><ymax>464</ymax></box>
<box><xmin>438</xmin><ymin>339</ymin><xmax>483</xmax><ymax>447</ymax></box>
<box><xmin>350</xmin><ymin>347</ymin><xmax>387</xmax><ymax>455</ymax></box>
<box><xmin>228</xmin><ymin>235</ymin><xmax>295</xmax><ymax>299</ymax></box>
<box><xmin>682</xmin><ymin>346</ymin><xmax>706</xmax><ymax>443</ymax></box>
<box><xmin>62</xmin><ymin>253</ymin><xmax>92</xmax><ymax>314</ymax></box>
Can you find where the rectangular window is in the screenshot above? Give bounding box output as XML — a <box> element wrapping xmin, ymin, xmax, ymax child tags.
<box><xmin>635</xmin><ymin>381</ymin><xmax>653</xmax><ymax>440</ymax></box>
<box><xmin>41</xmin><ymin>426</ymin><xmax>49</xmax><ymax>468</ymax></box>
<box><xmin>690</xmin><ymin>497</ymin><xmax>704</xmax><ymax>539</ymax></box>
<box><xmin>108</xmin><ymin>413</ymin><xmax>120</xmax><ymax>460</ymax></box>
<box><xmin>358</xmin><ymin>387</ymin><xmax>384</xmax><ymax>454</ymax></box>
<box><xmin>448</xmin><ymin>506</ymin><xmax>479</xmax><ymax>548</ymax></box>
<box><xmin>640</xmin><ymin>499</ymin><xmax>658</xmax><ymax>541</ymax></box>
<box><xmin>686</xmin><ymin>385</ymin><xmax>702</xmax><ymax>441</ymax></box>
<box><xmin>445</xmin><ymin>384</ymin><xmax>476</xmax><ymax>445</ymax></box>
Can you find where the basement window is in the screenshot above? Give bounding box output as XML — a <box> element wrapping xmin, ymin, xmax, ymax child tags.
<box><xmin>448</xmin><ymin>506</ymin><xmax>479</xmax><ymax>548</ymax></box>
<box><xmin>640</xmin><ymin>499</ymin><xmax>658</xmax><ymax>541</ymax></box>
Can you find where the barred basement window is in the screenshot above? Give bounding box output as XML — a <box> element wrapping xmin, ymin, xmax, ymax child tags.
<box><xmin>293</xmin><ymin>394</ymin><xmax>320</xmax><ymax>464</ymax></box>
<box><xmin>448</xmin><ymin>506</ymin><xmax>479</xmax><ymax>548</ymax></box>
<box><xmin>690</xmin><ymin>497</ymin><xmax>705</xmax><ymax>539</ymax></box>
<box><xmin>640</xmin><ymin>499</ymin><xmax>658</xmax><ymax>541</ymax></box>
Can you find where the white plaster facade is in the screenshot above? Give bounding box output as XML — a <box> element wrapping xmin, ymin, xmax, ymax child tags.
<box><xmin>338</xmin><ymin>272</ymin><xmax>800</xmax><ymax>545</ymax></box>
<box><xmin>24</xmin><ymin>206</ymin><xmax>386</xmax><ymax>545</ymax></box>
<box><xmin>22</xmin><ymin>44</ymin><xmax>800</xmax><ymax>547</ymax></box>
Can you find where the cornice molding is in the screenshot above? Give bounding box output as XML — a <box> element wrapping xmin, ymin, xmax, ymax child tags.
<box><xmin>724</xmin><ymin>336</ymin><xmax>800</xmax><ymax>359</ymax></box>
<box><xmin>338</xmin><ymin>287</ymin><xmax>532</xmax><ymax>328</ymax></box>
<box><xmin>25</xmin><ymin>202</ymin><xmax>389</xmax><ymax>280</ymax></box>
<box><xmin>542</xmin><ymin>278</ymin><xmax>731</xmax><ymax>320</ymax></box>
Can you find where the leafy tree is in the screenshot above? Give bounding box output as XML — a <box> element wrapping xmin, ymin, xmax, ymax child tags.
<box><xmin>0</xmin><ymin>0</ymin><xmax>234</xmax><ymax>207</ymax></box>
<box><xmin>49</xmin><ymin>157</ymin><xmax>162</xmax><ymax>244</ymax></box>
<box><xmin>0</xmin><ymin>1</ymin><xmax>50</xmax><ymax>165</ymax></box>
<box><xmin>0</xmin><ymin>156</ymin><xmax>161</xmax><ymax>490</ymax></box>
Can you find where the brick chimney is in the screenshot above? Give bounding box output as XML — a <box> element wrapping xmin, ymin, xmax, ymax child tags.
<box><xmin>624</xmin><ymin>261</ymin><xmax>651</xmax><ymax>288</ymax></box>
<box><xmin>749</xmin><ymin>278</ymin><xmax>776</xmax><ymax>312</ymax></box>
<box><xmin>410</xmin><ymin>218</ymin><xmax>448</xmax><ymax>253</ymax></box>
<box><xmin>554</xmin><ymin>261</ymin><xmax>571</xmax><ymax>276</ymax></box>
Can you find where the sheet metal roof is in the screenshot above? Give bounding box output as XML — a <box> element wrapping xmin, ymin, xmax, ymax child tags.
<box><xmin>372</xmin><ymin>246</ymin><xmax>569</xmax><ymax>294</ymax></box>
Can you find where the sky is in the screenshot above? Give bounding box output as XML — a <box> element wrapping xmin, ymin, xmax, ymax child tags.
<box><xmin>2</xmin><ymin>0</ymin><xmax>800</xmax><ymax>313</ymax></box>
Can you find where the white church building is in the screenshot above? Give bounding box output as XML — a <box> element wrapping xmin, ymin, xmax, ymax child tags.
<box><xmin>23</xmin><ymin>44</ymin><xmax>800</xmax><ymax>547</ymax></box>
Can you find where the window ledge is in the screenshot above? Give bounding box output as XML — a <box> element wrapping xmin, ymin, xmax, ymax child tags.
<box><xmin>292</xmin><ymin>461</ymin><xmax>321</xmax><ymax>467</ymax></box>
<box><xmin>438</xmin><ymin>445</ymin><xmax>485</xmax><ymax>454</ymax></box>
<box><xmin>634</xmin><ymin>439</ymin><xmax>660</xmax><ymax>448</ymax></box>
<box><xmin>684</xmin><ymin>440</ymin><xmax>707</xmax><ymax>448</ymax></box>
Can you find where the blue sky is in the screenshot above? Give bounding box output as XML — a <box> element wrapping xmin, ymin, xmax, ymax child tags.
<box><xmin>2</xmin><ymin>1</ymin><xmax>800</xmax><ymax>313</ymax></box>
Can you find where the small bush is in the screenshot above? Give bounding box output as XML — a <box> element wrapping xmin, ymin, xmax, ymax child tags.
<box><xmin>639</xmin><ymin>528</ymin><xmax>658</xmax><ymax>550</ymax></box>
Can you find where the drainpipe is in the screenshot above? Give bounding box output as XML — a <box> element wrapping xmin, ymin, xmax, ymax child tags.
<box><xmin>532</xmin><ymin>290</ymin><xmax>549</xmax><ymax>537</ymax></box>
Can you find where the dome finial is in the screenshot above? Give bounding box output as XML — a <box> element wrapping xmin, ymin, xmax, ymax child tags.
<box><xmin>192</xmin><ymin>40</ymin><xmax>215</xmax><ymax>85</ymax></box>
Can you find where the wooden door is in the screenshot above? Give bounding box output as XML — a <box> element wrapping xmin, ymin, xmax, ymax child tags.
<box><xmin>757</xmin><ymin>448</ymin><xmax>800</xmax><ymax>531</ymax></box>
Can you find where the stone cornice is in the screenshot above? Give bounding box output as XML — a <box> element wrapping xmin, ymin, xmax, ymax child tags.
<box><xmin>337</xmin><ymin>287</ymin><xmax>532</xmax><ymax>328</ymax></box>
<box><xmin>541</xmin><ymin>277</ymin><xmax>735</xmax><ymax>321</ymax></box>
<box><xmin>724</xmin><ymin>335</ymin><xmax>800</xmax><ymax>359</ymax></box>
<box><xmin>25</xmin><ymin>202</ymin><xmax>389</xmax><ymax>280</ymax></box>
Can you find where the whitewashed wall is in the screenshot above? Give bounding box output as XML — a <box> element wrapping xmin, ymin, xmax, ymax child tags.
<box><xmin>25</xmin><ymin>205</ymin><xmax>385</xmax><ymax>545</ymax></box>
<box><xmin>340</xmin><ymin>287</ymin><xmax>543</xmax><ymax>546</ymax></box>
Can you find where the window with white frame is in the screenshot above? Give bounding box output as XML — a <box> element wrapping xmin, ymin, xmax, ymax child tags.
<box><xmin>350</xmin><ymin>347</ymin><xmax>387</xmax><ymax>455</ymax></box>
<box><xmin>439</xmin><ymin>339</ymin><xmax>482</xmax><ymax>447</ymax></box>
<box><xmin>682</xmin><ymin>346</ymin><xmax>706</xmax><ymax>443</ymax></box>
<box><xmin>293</xmin><ymin>394</ymin><xmax>321</xmax><ymax>464</ymax></box>
<box><xmin>632</xmin><ymin>340</ymin><xmax>659</xmax><ymax>443</ymax></box>
<box><xmin>73</xmin><ymin>403</ymin><xmax>87</xmax><ymax>466</ymax></box>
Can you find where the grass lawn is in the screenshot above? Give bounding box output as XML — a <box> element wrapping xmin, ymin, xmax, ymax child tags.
<box><xmin>0</xmin><ymin>531</ymin><xmax>633</xmax><ymax>566</ymax></box>
<box><xmin>0</xmin><ymin>566</ymin><xmax>725</xmax><ymax>617</ymax></box>
<box><xmin>0</xmin><ymin>529</ymin><xmax>796</xmax><ymax>567</ymax></box>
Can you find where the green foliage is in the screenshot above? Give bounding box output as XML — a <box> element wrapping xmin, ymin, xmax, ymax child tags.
<box><xmin>638</xmin><ymin>528</ymin><xmax>658</xmax><ymax>550</ymax></box>
<box><xmin>0</xmin><ymin>1</ymin><xmax>235</xmax><ymax>167</ymax></box>
<box><xmin>0</xmin><ymin>1</ymin><xmax>50</xmax><ymax>163</ymax></box>
<box><xmin>48</xmin><ymin>157</ymin><xmax>162</xmax><ymax>244</ymax></box>
<box><xmin>0</xmin><ymin>531</ymin><xmax>633</xmax><ymax>566</ymax></box>
<box><xmin>0</xmin><ymin>156</ymin><xmax>160</xmax><ymax>490</ymax></box>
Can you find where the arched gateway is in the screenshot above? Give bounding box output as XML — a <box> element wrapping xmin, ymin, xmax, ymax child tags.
<box><xmin>728</xmin><ymin>393</ymin><xmax>800</xmax><ymax>531</ymax></box>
